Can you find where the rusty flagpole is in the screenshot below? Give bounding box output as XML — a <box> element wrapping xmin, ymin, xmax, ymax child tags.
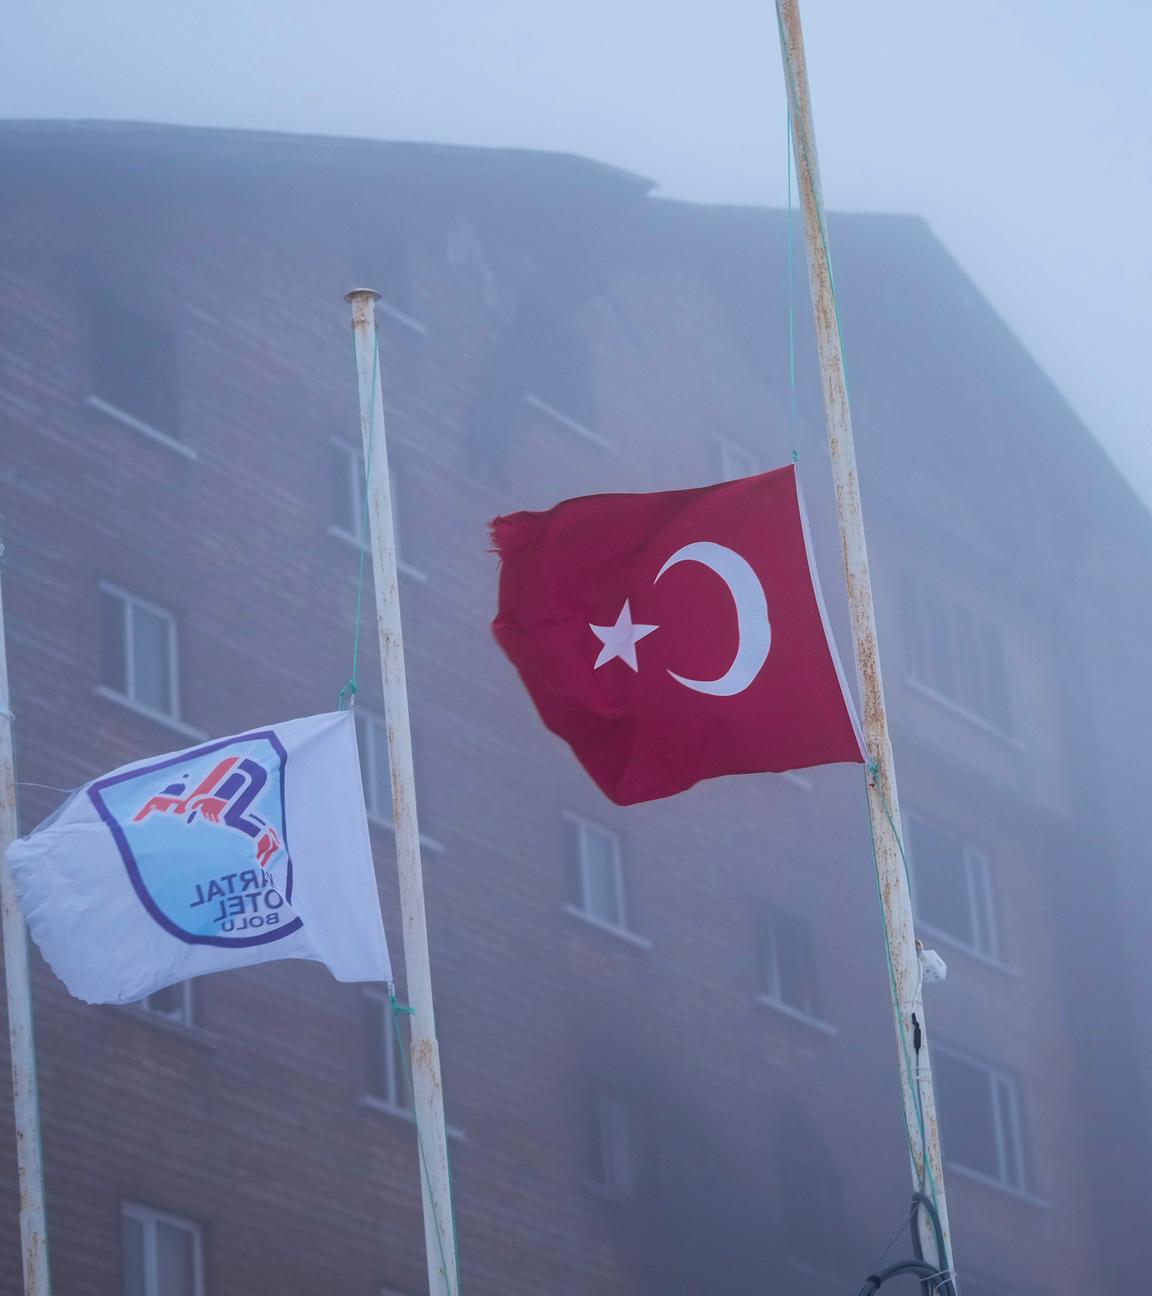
<box><xmin>0</xmin><ymin>547</ymin><xmax>52</xmax><ymax>1296</ymax></box>
<box><xmin>345</xmin><ymin>291</ymin><xmax>460</xmax><ymax>1296</ymax></box>
<box><xmin>774</xmin><ymin>0</ymin><xmax>957</xmax><ymax>1284</ymax></box>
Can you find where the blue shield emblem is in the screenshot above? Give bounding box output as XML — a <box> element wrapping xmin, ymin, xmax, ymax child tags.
<box><xmin>88</xmin><ymin>730</ymin><xmax>303</xmax><ymax>947</ymax></box>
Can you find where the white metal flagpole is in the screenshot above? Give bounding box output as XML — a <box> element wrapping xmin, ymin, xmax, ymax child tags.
<box><xmin>0</xmin><ymin>546</ymin><xmax>52</xmax><ymax>1296</ymax></box>
<box><xmin>774</xmin><ymin>0</ymin><xmax>957</xmax><ymax>1284</ymax></box>
<box><xmin>345</xmin><ymin>291</ymin><xmax>460</xmax><ymax>1296</ymax></box>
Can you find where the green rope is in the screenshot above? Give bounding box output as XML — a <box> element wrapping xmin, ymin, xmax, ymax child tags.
<box><xmin>338</xmin><ymin>328</ymin><xmax>381</xmax><ymax>711</ymax></box>
<box><xmin>861</xmin><ymin>766</ymin><xmax>948</xmax><ymax>1268</ymax></box>
<box><xmin>775</xmin><ymin>1</ymin><xmax>852</xmax><ymax>406</ymax></box>
<box><xmin>866</xmin><ymin>765</ymin><xmax>944</xmax><ymax>1222</ymax></box>
<box><xmin>390</xmin><ymin>991</ymin><xmax>462</xmax><ymax>1295</ymax></box>
<box><xmin>342</xmin><ymin>334</ymin><xmax>461</xmax><ymax>1286</ymax></box>
<box><xmin>778</xmin><ymin>9</ymin><xmax>951</xmax><ymax>1285</ymax></box>
<box><xmin>868</xmin><ymin>761</ymin><xmax>915</xmax><ymax>899</ymax></box>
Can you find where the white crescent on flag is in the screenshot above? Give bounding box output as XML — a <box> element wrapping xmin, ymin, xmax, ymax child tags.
<box><xmin>653</xmin><ymin>541</ymin><xmax>772</xmax><ymax>697</ymax></box>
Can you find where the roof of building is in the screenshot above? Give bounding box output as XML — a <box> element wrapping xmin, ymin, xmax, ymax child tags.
<box><xmin>2</xmin><ymin>118</ymin><xmax>1147</xmax><ymax>553</ymax></box>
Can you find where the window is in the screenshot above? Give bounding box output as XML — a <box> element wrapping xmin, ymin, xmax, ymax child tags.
<box><xmin>364</xmin><ymin>988</ymin><xmax>410</xmax><ymax>1112</ymax></box>
<box><xmin>122</xmin><ymin>1203</ymin><xmax>204</xmax><ymax>1296</ymax></box>
<box><xmin>100</xmin><ymin>585</ymin><xmax>181</xmax><ymax>721</ymax></box>
<box><xmin>756</xmin><ymin>906</ymin><xmax>820</xmax><ymax>1019</ymax></box>
<box><xmin>902</xmin><ymin>576</ymin><xmax>1012</xmax><ymax>733</ymax></box>
<box><xmin>569</xmin><ymin>819</ymin><xmax>627</xmax><ymax>930</ymax></box>
<box><xmin>907</xmin><ymin>815</ymin><xmax>999</xmax><ymax>961</ymax></box>
<box><xmin>446</xmin><ymin>220</ymin><xmax>515</xmax><ymax>323</ymax></box>
<box><xmin>588</xmin><ymin>1091</ymin><xmax>636</xmax><ymax>1196</ymax></box>
<box><xmin>525</xmin><ymin>332</ymin><xmax>596</xmax><ymax>433</ymax></box>
<box><xmin>329</xmin><ymin>441</ymin><xmax>413</xmax><ymax>569</ymax></box>
<box><xmin>356</xmin><ymin>710</ymin><xmax>392</xmax><ymax>824</ymax></box>
<box><xmin>354</xmin><ymin>711</ymin><xmax>442</xmax><ymax>850</ymax></box>
<box><xmin>139</xmin><ymin>981</ymin><xmax>194</xmax><ymax>1027</ymax></box>
<box><xmin>933</xmin><ymin>1047</ymin><xmax>1029</xmax><ymax>1193</ymax></box>
<box><xmin>717</xmin><ymin>439</ymin><xmax>757</xmax><ymax>481</ymax></box>
<box><xmin>330</xmin><ymin>440</ymin><xmax>365</xmax><ymax>544</ymax></box>
<box><xmin>91</xmin><ymin>295</ymin><xmax>179</xmax><ymax>438</ymax></box>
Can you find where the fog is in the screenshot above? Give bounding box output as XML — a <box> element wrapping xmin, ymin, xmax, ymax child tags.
<box><xmin>3</xmin><ymin>1</ymin><xmax>1150</xmax><ymax>508</ymax></box>
<box><xmin>0</xmin><ymin>5</ymin><xmax>1150</xmax><ymax>1296</ymax></box>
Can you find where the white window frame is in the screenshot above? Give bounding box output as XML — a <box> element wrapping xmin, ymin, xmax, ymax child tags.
<box><xmin>122</xmin><ymin>1202</ymin><xmax>205</xmax><ymax>1296</ymax></box>
<box><xmin>907</xmin><ymin>813</ymin><xmax>1002</xmax><ymax>964</ymax></box>
<box><xmin>86</xmin><ymin>394</ymin><xmax>197</xmax><ymax>461</ymax></box>
<box><xmin>98</xmin><ymin>582</ymin><xmax>184</xmax><ymax>725</ymax></box>
<box><xmin>362</xmin><ymin>987</ymin><xmax>411</xmax><ymax>1116</ymax></box>
<box><xmin>590</xmin><ymin>1092</ymin><xmax>636</xmax><ymax>1197</ymax></box>
<box><xmin>935</xmin><ymin>1045</ymin><xmax>1029</xmax><ymax>1194</ymax></box>
<box><xmin>569</xmin><ymin>817</ymin><xmax>628</xmax><ymax>932</ymax></box>
<box><xmin>716</xmin><ymin>438</ymin><xmax>757</xmax><ymax>481</ymax></box>
<box><xmin>354</xmin><ymin>709</ymin><xmax>445</xmax><ymax>854</ymax></box>
<box><xmin>329</xmin><ymin>437</ymin><xmax>368</xmax><ymax>549</ymax></box>
<box><xmin>523</xmin><ymin>393</ymin><xmax>608</xmax><ymax>449</ymax></box>
<box><xmin>963</xmin><ymin>843</ymin><xmax>999</xmax><ymax>960</ymax></box>
<box><xmin>359</xmin><ymin>990</ymin><xmax>464</xmax><ymax>1137</ymax></box>
<box><xmin>87</xmin><ymin>295</ymin><xmax>189</xmax><ymax>458</ymax></box>
<box><xmin>328</xmin><ymin>439</ymin><xmax>427</xmax><ymax>582</ymax></box>
<box><xmin>446</xmin><ymin>220</ymin><xmax>516</xmax><ymax>324</ymax></box>
<box><xmin>521</xmin><ymin>327</ymin><xmax>601</xmax><ymax>444</ymax></box>
<box><xmin>357</xmin><ymin>233</ymin><xmax>427</xmax><ymax>336</ymax></box>
<box><xmin>903</xmin><ymin>577</ymin><xmax>1014</xmax><ymax>738</ymax></box>
<box><xmin>356</xmin><ymin>709</ymin><xmax>392</xmax><ymax>827</ymax></box>
<box><xmin>755</xmin><ymin>906</ymin><xmax>834</xmax><ymax>1032</ymax></box>
<box><xmin>758</xmin><ymin>909</ymin><xmax>788</xmax><ymax>1004</ymax></box>
<box><xmin>378</xmin><ymin>298</ymin><xmax>429</xmax><ymax>338</ymax></box>
<box><xmin>139</xmin><ymin>981</ymin><xmax>195</xmax><ymax>1027</ymax></box>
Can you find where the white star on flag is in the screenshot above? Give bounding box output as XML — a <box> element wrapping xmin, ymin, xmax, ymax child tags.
<box><xmin>590</xmin><ymin>600</ymin><xmax>659</xmax><ymax>671</ymax></box>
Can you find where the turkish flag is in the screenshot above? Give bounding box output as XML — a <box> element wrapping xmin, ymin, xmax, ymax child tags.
<box><xmin>491</xmin><ymin>465</ymin><xmax>864</xmax><ymax>806</ymax></box>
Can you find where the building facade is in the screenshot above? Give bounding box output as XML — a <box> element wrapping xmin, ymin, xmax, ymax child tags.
<box><xmin>0</xmin><ymin>121</ymin><xmax>1148</xmax><ymax>1295</ymax></box>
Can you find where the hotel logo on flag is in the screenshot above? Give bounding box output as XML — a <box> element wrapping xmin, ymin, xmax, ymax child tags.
<box><xmin>7</xmin><ymin>711</ymin><xmax>391</xmax><ymax>1004</ymax></box>
<box><xmin>91</xmin><ymin>733</ymin><xmax>300</xmax><ymax>947</ymax></box>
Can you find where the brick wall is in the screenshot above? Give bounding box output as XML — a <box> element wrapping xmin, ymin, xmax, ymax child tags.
<box><xmin>0</xmin><ymin>129</ymin><xmax>1125</xmax><ymax>1295</ymax></box>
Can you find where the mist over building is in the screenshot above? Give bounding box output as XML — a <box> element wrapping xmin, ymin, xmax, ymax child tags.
<box><xmin>0</xmin><ymin>120</ymin><xmax>1149</xmax><ymax>1295</ymax></box>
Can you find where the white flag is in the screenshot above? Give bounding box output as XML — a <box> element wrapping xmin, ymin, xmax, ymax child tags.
<box><xmin>6</xmin><ymin>711</ymin><xmax>391</xmax><ymax>1004</ymax></box>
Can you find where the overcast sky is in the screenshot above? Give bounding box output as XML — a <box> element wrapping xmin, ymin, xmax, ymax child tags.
<box><xmin>4</xmin><ymin>1</ymin><xmax>1150</xmax><ymax>506</ymax></box>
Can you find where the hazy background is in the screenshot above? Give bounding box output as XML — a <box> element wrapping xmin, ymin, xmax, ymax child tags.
<box><xmin>3</xmin><ymin>0</ymin><xmax>1149</xmax><ymax>505</ymax></box>
<box><xmin>2</xmin><ymin>7</ymin><xmax>1150</xmax><ymax>1292</ymax></box>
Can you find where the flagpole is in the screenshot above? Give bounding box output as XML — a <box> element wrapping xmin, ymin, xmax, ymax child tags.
<box><xmin>774</xmin><ymin>1</ymin><xmax>957</xmax><ymax>1283</ymax></box>
<box><xmin>0</xmin><ymin>548</ymin><xmax>52</xmax><ymax>1296</ymax></box>
<box><xmin>345</xmin><ymin>291</ymin><xmax>460</xmax><ymax>1296</ymax></box>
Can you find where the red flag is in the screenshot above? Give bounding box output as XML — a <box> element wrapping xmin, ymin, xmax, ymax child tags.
<box><xmin>491</xmin><ymin>465</ymin><xmax>864</xmax><ymax>806</ymax></box>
